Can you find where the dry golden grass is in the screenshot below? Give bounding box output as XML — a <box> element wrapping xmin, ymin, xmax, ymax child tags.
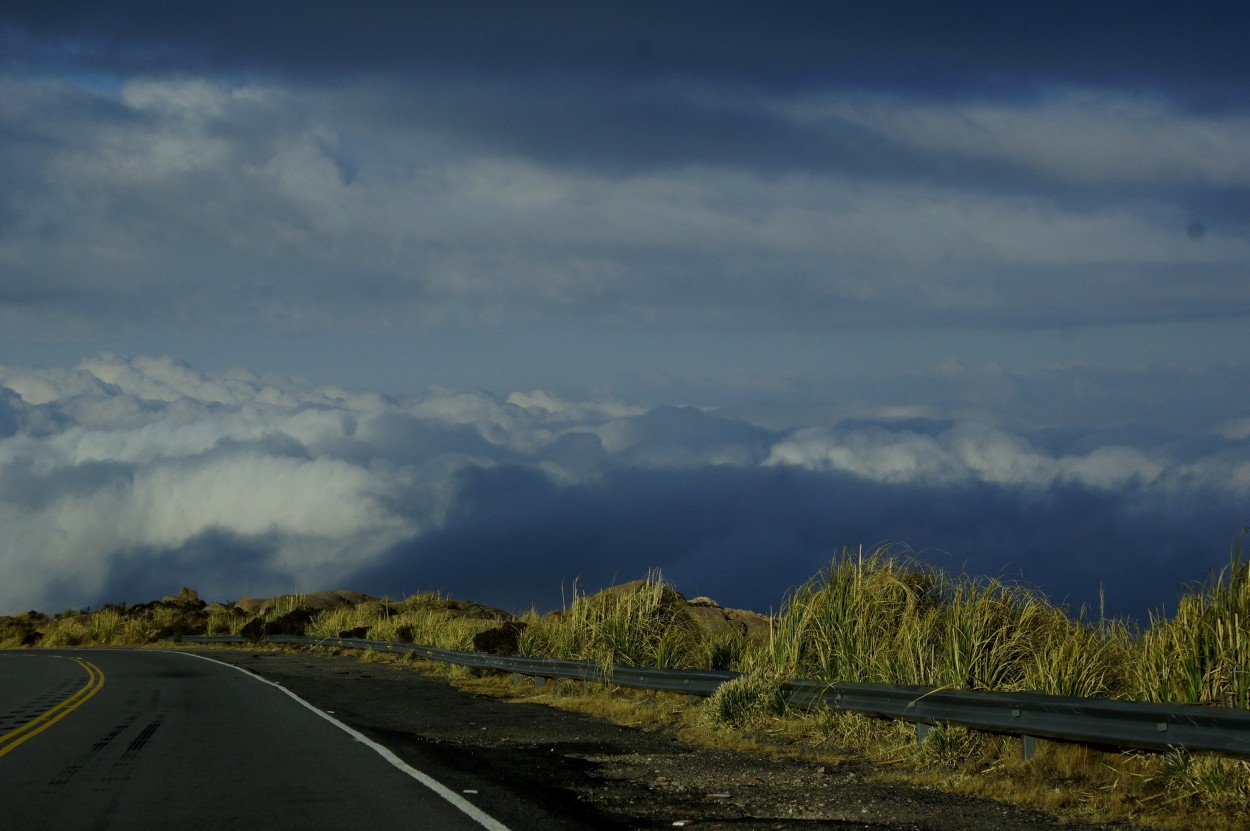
<box><xmin>518</xmin><ymin>574</ymin><xmax>706</xmax><ymax>669</ymax></box>
<box><xmin>9</xmin><ymin>535</ymin><xmax>1250</xmax><ymax>828</ymax></box>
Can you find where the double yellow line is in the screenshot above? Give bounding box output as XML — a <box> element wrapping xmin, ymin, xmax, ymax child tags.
<box><xmin>0</xmin><ymin>658</ymin><xmax>105</xmax><ymax>758</ymax></box>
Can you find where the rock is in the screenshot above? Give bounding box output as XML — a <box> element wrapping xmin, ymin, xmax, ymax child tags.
<box><xmin>684</xmin><ymin>603</ymin><xmax>771</xmax><ymax>643</ymax></box>
<box><xmin>472</xmin><ymin>622</ymin><xmax>528</xmax><ymax>654</ymax></box>
<box><xmin>152</xmin><ymin>617</ymin><xmax>206</xmax><ymax>640</ymax></box>
<box><xmin>204</xmin><ymin>602</ymin><xmax>247</xmax><ymax>618</ymax></box>
<box><xmin>569</xmin><ymin>579</ymin><xmax>772</xmax><ymax>646</ymax></box>
<box><xmin>239</xmin><ymin>607</ymin><xmax>318</xmax><ymax>641</ymax></box>
<box><xmin>159</xmin><ymin>587</ymin><xmax>206</xmax><ymax>610</ymax></box>
<box><xmin>2</xmin><ymin>614</ymin><xmax>44</xmax><ymax>646</ymax></box>
<box><xmin>437</xmin><ymin>598</ymin><xmax>512</xmax><ymax>620</ymax></box>
<box><xmin>238</xmin><ymin>617</ymin><xmax>266</xmax><ymax>642</ymax></box>
<box><xmin>235</xmin><ymin>590</ymin><xmax>380</xmax><ymax>616</ymax></box>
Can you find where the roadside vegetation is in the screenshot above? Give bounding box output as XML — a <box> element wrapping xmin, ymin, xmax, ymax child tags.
<box><xmin>3</xmin><ymin>534</ymin><xmax>1248</xmax><ymax>828</ymax></box>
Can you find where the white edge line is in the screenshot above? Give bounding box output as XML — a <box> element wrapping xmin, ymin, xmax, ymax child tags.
<box><xmin>172</xmin><ymin>650</ymin><xmax>513</xmax><ymax>831</ymax></box>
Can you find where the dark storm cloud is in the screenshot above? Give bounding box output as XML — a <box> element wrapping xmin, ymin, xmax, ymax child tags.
<box><xmin>5</xmin><ymin>2</ymin><xmax>1249</xmax><ymax>104</ymax></box>
<box><xmin>3</xmin><ymin>3</ymin><xmax>1249</xmax><ymax>337</ymax></box>
<box><xmin>95</xmin><ymin>529</ymin><xmax>291</xmax><ymax>607</ymax></box>
<box><xmin>7</xmin><ymin>1</ymin><xmax>1250</xmax><ymax>182</ymax></box>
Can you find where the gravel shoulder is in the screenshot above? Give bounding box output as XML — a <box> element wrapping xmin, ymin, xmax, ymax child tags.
<box><xmin>198</xmin><ymin>647</ymin><xmax>1154</xmax><ymax>831</ymax></box>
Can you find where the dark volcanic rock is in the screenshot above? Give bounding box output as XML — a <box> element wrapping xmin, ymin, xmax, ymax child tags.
<box><xmin>472</xmin><ymin>622</ymin><xmax>528</xmax><ymax>654</ymax></box>
<box><xmin>240</xmin><ymin>607</ymin><xmax>318</xmax><ymax>641</ymax></box>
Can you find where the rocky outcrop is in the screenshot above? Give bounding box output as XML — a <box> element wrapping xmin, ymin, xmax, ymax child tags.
<box><xmin>240</xmin><ymin>607</ymin><xmax>318</xmax><ymax>641</ymax></box>
<box><xmin>437</xmin><ymin>599</ymin><xmax>512</xmax><ymax>620</ymax></box>
<box><xmin>684</xmin><ymin>596</ymin><xmax>772</xmax><ymax>643</ymax></box>
<box><xmin>233</xmin><ymin>590</ymin><xmax>380</xmax><ymax>616</ymax></box>
<box><xmin>0</xmin><ymin>611</ymin><xmax>46</xmax><ymax>646</ymax></box>
<box><xmin>160</xmin><ymin>587</ymin><xmax>207</xmax><ymax>610</ymax></box>
<box><xmin>576</xmin><ymin>580</ymin><xmax>771</xmax><ymax>643</ymax></box>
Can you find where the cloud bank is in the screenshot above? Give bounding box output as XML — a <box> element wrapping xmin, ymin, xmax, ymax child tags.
<box><xmin>3</xmin><ymin>74</ymin><xmax>1247</xmax><ymax>340</ymax></box>
<box><xmin>1</xmin><ymin>355</ymin><xmax>1244</xmax><ymax>618</ymax></box>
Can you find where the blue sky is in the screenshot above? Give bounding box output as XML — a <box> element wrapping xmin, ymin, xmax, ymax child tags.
<box><xmin>0</xmin><ymin>2</ymin><xmax>1246</xmax><ymax>617</ymax></box>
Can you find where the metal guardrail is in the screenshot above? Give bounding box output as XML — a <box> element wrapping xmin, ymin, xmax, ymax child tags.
<box><xmin>781</xmin><ymin>680</ymin><xmax>1250</xmax><ymax>758</ymax></box>
<box><xmin>181</xmin><ymin>633</ymin><xmax>1250</xmax><ymax>759</ymax></box>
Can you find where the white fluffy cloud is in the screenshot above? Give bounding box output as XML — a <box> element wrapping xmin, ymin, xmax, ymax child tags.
<box><xmin>0</xmin><ymin>354</ymin><xmax>1245</xmax><ymax>615</ymax></box>
<box><xmin>0</xmin><ymin>355</ymin><xmax>645</xmax><ymax>611</ymax></box>
<box><xmin>764</xmin><ymin>422</ymin><xmax>1172</xmax><ymax>491</ymax></box>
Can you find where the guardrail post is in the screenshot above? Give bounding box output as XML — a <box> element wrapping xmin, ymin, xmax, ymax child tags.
<box><xmin>532</xmin><ymin>677</ymin><xmax>562</xmax><ymax>695</ymax></box>
<box><xmin>915</xmin><ymin>722</ymin><xmax>933</xmax><ymax>748</ymax></box>
<box><xmin>1021</xmin><ymin>734</ymin><xmax>1038</xmax><ymax>761</ymax></box>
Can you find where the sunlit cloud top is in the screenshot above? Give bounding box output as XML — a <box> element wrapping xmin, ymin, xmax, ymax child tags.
<box><xmin>1</xmin><ymin>355</ymin><xmax>1245</xmax><ymax>619</ymax></box>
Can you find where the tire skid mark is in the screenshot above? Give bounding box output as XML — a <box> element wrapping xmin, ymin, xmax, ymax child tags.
<box><xmin>121</xmin><ymin>717</ymin><xmax>163</xmax><ymax>761</ymax></box>
<box><xmin>47</xmin><ymin>716</ymin><xmax>137</xmax><ymax>787</ymax></box>
<box><xmin>98</xmin><ymin>717</ymin><xmax>165</xmax><ymax>789</ymax></box>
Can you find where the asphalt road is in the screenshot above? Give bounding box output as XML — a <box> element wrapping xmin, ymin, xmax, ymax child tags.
<box><xmin>0</xmin><ymin>648</ymin><xmax>516</xmax><ymax>830</ymax></box>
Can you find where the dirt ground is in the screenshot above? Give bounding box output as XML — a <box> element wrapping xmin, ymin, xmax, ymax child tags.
<box><xmin>200</xmin><ymin>648</ymin><xmax>1156</xmax><ymax>831</ymax></box>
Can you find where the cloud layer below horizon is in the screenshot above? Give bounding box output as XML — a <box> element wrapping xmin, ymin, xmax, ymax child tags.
<box><xmin>2</xmin><ymin>355</ymin><xmax>1244</xmax><ymax>619</ymax></box>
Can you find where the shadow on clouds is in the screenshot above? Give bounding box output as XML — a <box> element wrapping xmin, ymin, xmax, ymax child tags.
<box><xmin>354</xmin><ymin>463</ymin><xmax>1244</xmax><ymax>621</ymax></box>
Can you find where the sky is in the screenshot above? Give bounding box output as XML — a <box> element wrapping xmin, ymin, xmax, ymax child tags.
<box><xmin>0</xmin><ymin>2</ymin><xmax>1246</xmax><ymax>619</ymax></box>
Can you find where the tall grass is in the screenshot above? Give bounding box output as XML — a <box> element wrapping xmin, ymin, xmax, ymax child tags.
<box><xmin>38</xmin><ymin>607</ymin><xmax>161</xmax><ymax>646</ymax></box>
<box><xmin>768</xmin><ymin>547</ymin><xmax>1127</xmax><ymax>698</ymax></box>
<box><xmin>519</xmin><ymin>575</ymin><xmax>703</xmax><ymax>670</ymax></box>
<box><xmin>7</xmin><ymin>539</ymin><xmax>1249</xmax><ymax>826</ymax></box>
<box><xmin>303</xmin><ymin>592</ymin><xmax>504</xmax><ymax>651</ymax></box>
<box><xmin>1135</xmin><ymin>533</ymin><xmax>1250</xmax><ymax>708</ymax></box>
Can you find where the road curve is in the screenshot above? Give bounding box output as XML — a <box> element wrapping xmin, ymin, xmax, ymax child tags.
<box><xmin>0</xmin><ymin>649</ymin><xmax>512</xmax><ymax>830</ymax></box>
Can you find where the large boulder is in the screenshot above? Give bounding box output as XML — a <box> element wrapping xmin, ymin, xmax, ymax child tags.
<box><xmin>472</xmin><ymin>621</ymin><xmax>528</xmax><ymax>654</ymax></box>
<box><xmin>239</xmin><ymin>607</ymin><xmax>318</xmax><ymax>641</ymax></box>
<box><xmin>685</xmin><ymin>596</ymin><xmax>772</xmax><ymax>643</ymax></box>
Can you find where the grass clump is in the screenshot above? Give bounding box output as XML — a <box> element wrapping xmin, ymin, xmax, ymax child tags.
<box><xmin>304</xmin><ymin>592</ymin><xmax>505</xmax><ymax>651</ymax></box>
<box><xmin>768</xmin><ymin>547</ymin><xmax>1127</xmax><ymax>697</ymax></box>
<box><xmin>519</xmin><ymin>574</ymin><xmax>703</xmax><ymax>670</ymax></box>
<box><xmin>701</xmin><ymin>669</ymin><xmax>787</xmax><ymax>729</ymax></box>
<box><xmin>22</xmin><ymin>592</ymin><xmax>210</xmax><ymax>646</ymax></box>
<box><xmin>1158</xmin><ymin>751</ymin><xmax>1250</xmax><ymax>817</ymax></box>
<box><xmin>1135</xmin><ymin>534</ymin><xmax>1250</xmax><ymax>708</ymax></box>
<box><xmin>679</xmin><ymin>542</ymin><xmax>1250</xmax><ymax>829</ymax></box>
